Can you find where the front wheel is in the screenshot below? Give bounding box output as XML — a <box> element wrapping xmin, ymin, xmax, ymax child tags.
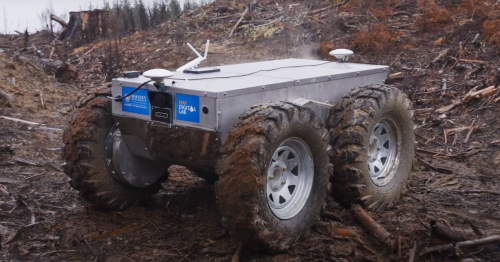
<box><xmin>216</xmin><ymin>102</ymin><xmax>330</xmax><ymax>252</ymax></box>
<box><xmin>328</xmin><ymin>84</ymin><xmax>415</xmax><ymax>211</ymax></box>
<box><xmin>63</xmin><ymin>95</ymin><xmax>166</xmax><ymax>210</ymax></box>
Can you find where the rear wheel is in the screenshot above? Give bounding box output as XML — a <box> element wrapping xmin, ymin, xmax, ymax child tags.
<box><xmin>216</xmin><ymin>102</ymin><xmax>330</xmax><ymax>251</ymax></box>
<box><xmin>63</xmin><ymin>95</ymin><xmax>167</xmax><ymax>210</ymax></box>
<box><xmin>328</xmin><ymin>84</ymin><xmax>414</xmax><ymax>211</ymax></box>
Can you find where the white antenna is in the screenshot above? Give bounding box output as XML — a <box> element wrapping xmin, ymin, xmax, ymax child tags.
<box><xmin>176</xmin><ymin>40</ymin><xmax>210</xmax><ymax>72</ymax></box>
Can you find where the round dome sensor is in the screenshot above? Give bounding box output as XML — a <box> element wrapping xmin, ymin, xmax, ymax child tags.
<box><xmin>143</xmin><ymin>69</ymin><xmax>174</xmax><ymax>83</ymax></box>
<box><xmin>329</xmin><ymin>49</ymin><xmax>354</xmax><ymax>61</ymax></box>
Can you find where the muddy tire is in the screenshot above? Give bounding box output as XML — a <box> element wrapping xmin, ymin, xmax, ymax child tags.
<box><xmin>328</xmin><ymin>84</ymin><xmax>414</xmax><ymax>211</ymax></box>
<box><xmin>216</xmin><ymin>102</ymin><xmax>330</xmax><ymax>252</ymax></box>
<box><xmin>63</xmin><ymin>96</ymin><xmax>164</xmax><ymax>210</ymax></box>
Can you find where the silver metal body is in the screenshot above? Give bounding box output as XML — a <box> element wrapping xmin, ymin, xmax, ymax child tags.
<box><xmin>110</xmin><ymin>58</ymin><xmax>388</xmax><ymax>181</ymax></box>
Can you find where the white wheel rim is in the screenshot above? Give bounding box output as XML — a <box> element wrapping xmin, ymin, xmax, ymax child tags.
<box><xmin>368</xmin><ymin>117</ymin><xmax>400</xmax><ymax>186</ymax></box>
<box><xmin>266</xmin><ymin>138</ymin><xmax>314</xmax><ymax>219</ymax></box>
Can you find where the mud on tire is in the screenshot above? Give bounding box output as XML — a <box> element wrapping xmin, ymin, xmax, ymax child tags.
<box><xmin>328</xmin><ymin>84</ymin><xmax>414</xmax><ymax>211</ymax></box>
<box><xmin>216</xmin><ymin>102</ymin><xmax>330</xmax><ymax>252</ymax></box>
<box><xmin>63</xmin><ymin>96</ymin><xmax>164</xmax><ymax>210</ymax></box>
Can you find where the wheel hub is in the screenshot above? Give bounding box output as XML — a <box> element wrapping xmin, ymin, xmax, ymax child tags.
<box><xmin>266</xmin><ymin>138</ymin><xmax>314</xmax><ymax>220</ymax></box>
<box><xmin>367</xmin><ymin>119</ymin><xmax>399</xmax><ymax>186</ymax></box>
<box><xmin>105</xmin><ymin>124</ymin><xmax>169</xmax><ymax>188</ymax></box>
<box><xmin>268</xmin><ymin>160</ymin><xmax>288</xmax><ymax>191</ymax></box>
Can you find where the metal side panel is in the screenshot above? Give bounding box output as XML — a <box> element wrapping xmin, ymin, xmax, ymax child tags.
<box><xmin>287</xmin><ymin>72</ymin><xmax>388</xmax><ymax>106</ymax></box>
<box><xmin>217</xmin><ymin>73</ymin><xmax>387</xmax><ymax>141</ymax></box>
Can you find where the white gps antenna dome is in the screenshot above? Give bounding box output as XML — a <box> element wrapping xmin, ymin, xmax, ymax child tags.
<box><xmin>329</xmin><ymin>49</ymin><xmax>354</xmax><ymax>61</ymax></box>
<box><xmin>143</xmin><ymin>69</ymin><xmax>174</xmax><ymax>83</ymax></box>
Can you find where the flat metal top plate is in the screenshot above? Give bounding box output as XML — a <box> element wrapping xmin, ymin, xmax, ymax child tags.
<box><xmin>118</xmin><ymin>59</ymin><xmax>388</xmax><ymax>98</ymax></box>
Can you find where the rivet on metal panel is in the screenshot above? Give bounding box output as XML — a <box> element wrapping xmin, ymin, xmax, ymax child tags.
<box><xmin>144</xmin><ymin>148</ymin><xmax>148</xmax><ymax>151</ymax></box>
<box><xmin>218</xmin><ymin>111</ymin><xmax>222</xmax><ymax>115</ymax></box>
<box><xmin>116</xmin><ymin>123</ymin><xmax>119</xmax><ymax>126</ymax></box>
<box><xmin>224</xmin><ymin>92</ymin><xmax>227</xmax><ymax>96</ymax></box>
<box><xmin>119</xmin><ymin>82</ymin><xmax>122</xmax><ymax>85</ymax></box>
<box><xmin>204</xmin><ymin>92</ymin><xmax>207</xmax><ymax>97</ymax></box>
<box><xmin>296</xmin><ymin>80</ymin><xmax>300</xmax><ymax>85</ymax></box>
<box><xmin>262</xmin><ymin>86</ymin><xmax>265</xmax><ymax>90</ymax></box>
<box><xmin>383</xmin><ymin>68</ymin><xmax>387</xmax><ymax>71</ymax></box>
<box><xmin>176</xmin><ymin>127</ymin><xmax>178</xmax><ymax>129</ymax></box>
<box><xmin>328</xmin><ymin>76</ymin><xmax>332</xmax><ymax>80</ymax></box>
<box><xmin>357</xmin><ymin>72</ymin><xmax>360</xmax><ymax>75</ymax></box>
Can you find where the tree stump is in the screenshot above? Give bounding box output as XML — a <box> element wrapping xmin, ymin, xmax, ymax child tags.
<box><xmin>58</xmin><ymin>9</ymin><xmax>109</xmax><ymax>46</ymax></box>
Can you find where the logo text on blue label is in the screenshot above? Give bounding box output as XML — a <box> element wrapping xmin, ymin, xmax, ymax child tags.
<box><xmin>176</xmin><ymin>94</ymin><xmax>199</xmax><ymax>123</ymax></box>
<box><xmin>122</xmin><ymin>87</ymin><xmax>150</xmax><ymax>115</ymax></box>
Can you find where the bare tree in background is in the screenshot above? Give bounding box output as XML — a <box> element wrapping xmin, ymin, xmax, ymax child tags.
<box><xmin>3</xmin><ymin>7</ymin><xmax>8</xmax><ymax>34</ymax></box>
<box><xmin>37</xmin><ymin>1</ymin><xmax>68</xmax><ymax>33</ymax></box>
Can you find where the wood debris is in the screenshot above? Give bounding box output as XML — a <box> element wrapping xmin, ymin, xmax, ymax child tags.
<box><xmin>351</xmin><ymin>204</ymin><xmax>395</xmax><ymax>251</ymax></box>
<box><xmin>420</xmin><ymin>235</ymin><xmax>500</xmax><ymax>257</ymax></box>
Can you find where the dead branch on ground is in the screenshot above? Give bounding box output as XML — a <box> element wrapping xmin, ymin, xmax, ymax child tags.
<box><xmin>351</xmin><ymin>204</ymin><xmax>395</xmax><ymax>251</ymax></box>
<box><xmin>229</xmin><ymin>7</ymin><xmax>248</xmax><ymax>38</ymax></box>
<box><xmin>420</xmin><ymin>235</ymin><xmax>500</xmax><ymax>257</ymax></box>
<box><xmin>430</xmin><ymin>220</ymin><xmax>468</xmax><ymax>244</ymax></box>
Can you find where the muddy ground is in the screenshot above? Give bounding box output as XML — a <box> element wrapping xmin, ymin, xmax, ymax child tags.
<box><xmin>2</xmin><ymin>1</ymin><xmax>500</xmax><ymax>261</ymax></box>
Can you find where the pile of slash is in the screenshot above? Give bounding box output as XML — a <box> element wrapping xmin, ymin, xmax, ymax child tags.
<box><xmin>1</xmin><ymin>0</ymin><xmax>500</xmax><ymax>261</ymax></box>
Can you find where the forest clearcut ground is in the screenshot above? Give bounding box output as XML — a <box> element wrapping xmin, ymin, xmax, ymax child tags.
<box><xmin>1</xmin><ymin>0</ymin><xmax>500</xmax><ymax>261</ymax></box>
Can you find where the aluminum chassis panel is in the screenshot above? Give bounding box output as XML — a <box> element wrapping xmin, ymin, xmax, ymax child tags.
<box><xmin>112</xmin><ymin>58</ymin><xmax>388</xmax><ymax>139</ymax></box>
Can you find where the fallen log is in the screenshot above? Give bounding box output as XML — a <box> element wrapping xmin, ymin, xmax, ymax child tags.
<box><xmin>430</xmin><ymin>220</ymin><xmax>467</xmax><ymax>244</ymax></box>
<box><xmin>33</xmin><ymin>57</ymin><xmax>78</xmax><ymax>82</ymax></box>
<box><xmin>13</xmin><ymin>54</ymin><xmax>77</xmax><ymax>82</ymax></box>
<box><xmin>420</xmin><ymin>235</ymin><xmax>500</xmax><ymax>257</ymax></box>
<box><xmin>351</xmin><ymin>204</ymin><xmax>395</xmax><ymax>251</ymax></box>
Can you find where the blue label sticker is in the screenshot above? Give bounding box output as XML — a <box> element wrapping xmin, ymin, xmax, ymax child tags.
<box><xmin>122</xmin><ymin>87</ymin><xmax>150</xmax><ymax>115</ymax></box>
<box><xmin>176</xmin><ymin>94</ymin><xmax>199</xmax><ymax>123</ymax></box>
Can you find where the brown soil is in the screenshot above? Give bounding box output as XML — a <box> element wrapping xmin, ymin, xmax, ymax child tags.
<box><xmin>1</xmin><ymin>0</ymin><xmax>500</xmax><ymax>261</ymax></box>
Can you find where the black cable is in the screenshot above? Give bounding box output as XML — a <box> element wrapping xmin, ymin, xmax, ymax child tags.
<box><xmin>169</xmin><ymin>61</ymin><xmax>334</xmax><ymax>82</ymax></box>
<box><xmin>114</xmin><ymin>80</ymin><xmax>153</xmax><ymax>102</ymax></box>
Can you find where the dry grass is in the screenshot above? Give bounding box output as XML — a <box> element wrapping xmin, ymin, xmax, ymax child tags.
<box><xmin>483</xmin><ymin>19</ymin><xmax>500</xmax><ymax>47</ymax></box>
<box><xmin>351</xmin><ymin>23</ymin><xmax>401</xmax><ymax>53</ymax></box>
<box><xmin>460</xmin><ymin>0</ymin><xmax>496</xmax><ymax>19</ymax></box>
<box><xmin>413</xmin><ymin>0</ymin><xmax>453</xmax><ymax>31</ymax></box>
